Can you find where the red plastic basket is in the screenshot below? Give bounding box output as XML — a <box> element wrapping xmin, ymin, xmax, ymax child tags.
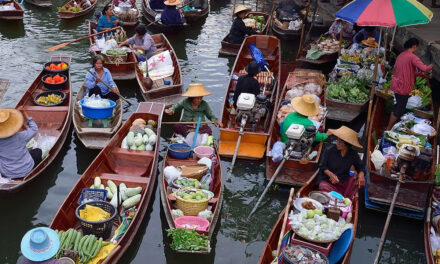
<box><xmin>174</xmin><ymin>216</ymin><xmax>210</xmax><ymax>231</ymax></box>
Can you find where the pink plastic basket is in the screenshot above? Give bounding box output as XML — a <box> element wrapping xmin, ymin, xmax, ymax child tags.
<box><xmin>194</xmin><ymin>146</ymin><xmax>214</xmax><ymax>159</ymax></box>
<box><xmin>174</xmin><ymin>216</ymin><xmax>210</xmax><ymax>231</ymax></box>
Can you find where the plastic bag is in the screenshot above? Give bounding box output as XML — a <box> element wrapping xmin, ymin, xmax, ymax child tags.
<box><xmin>200</xmin><ymin>133</ymin><xmax>209</xmax><ymax>146</ymax></box>
<box><xmin>430</xmin><ymin>227</ymin><xmax>440</xmax><ymax>252</ymax></box>
<box><xmin>171</xmin><ymin>209</ymin><xmax>184</xmax><ymax>219</ymax></box>
<box><xmin>164</xmin><ymin>166</ymin><xmax>181</xmax><ymax>184</ymax></box>
<box><xmin>371</xmin><ymin>149</ymin><xmax>386</xmax><ymax>171</ymax></box>
<box><xmin>271</xmin><ymin>141</ymin><xmax>286</xmax><ymax>163</ymax></box>
<box><xmin>34</xmin><ymin>135</ymin><xmax>57</xmax><ymax>158</ymax></box>
<box><xmin>197</xmin><ymin>157</ymin><xmax>212</xmax><ymax>170</ymax></box>
<box><xmin>382</xmin><ymin>146</ymin><xmax>398</xmax><ymax>159</ymax></box>
<box><xmin>198</xmin><ymin>209</ymin><xmax>213</xmax><ymax>221</ymax></box>
<box><xmin>199</xmin><ymin>173</ymin><xmax>212</xmax><ymax>190</ymax></box>
<box><xmin>285</xmin><ymin>88</ymin><xmax>303</xmax><ymax>100</ymax></box>
<box><xmin>406</xmin><ymin>95</ymin><xmax>422</xmax><ymax>109</ymax></box>
<box><xmin>411</xmin><ymin>123</ymin><xmax>435</xmax><ymax>136</ymax></box>
<box><xmin>185</xmin><ymin>132</ymin><xmax>202</xmax><ymax>147</ymax></box>
<box><xmin>100</xmin><ymin>39</ymin><xmax>118</xmax><ymax>54</ymax></box>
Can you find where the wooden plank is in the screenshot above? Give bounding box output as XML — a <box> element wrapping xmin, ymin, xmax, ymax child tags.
<box><xmin>326</xmin><ymin>106</ymin><xmax>361</xmax><ymax>122</ymax></box>
<box><xmin>0</xmin><ymin>79</ymin><xmax>10</xmax><ymax>103</ymax></box>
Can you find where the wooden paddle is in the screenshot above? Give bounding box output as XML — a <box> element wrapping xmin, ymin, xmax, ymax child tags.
<box><xmin>45</xmin><ymin>27</ymin><xmax>121</xmax><ymax>52</ymax></box>
<box><xmin>86</xmin><ymin>69</ymin><xmax>132</xmax><ymax>105</ymax></box>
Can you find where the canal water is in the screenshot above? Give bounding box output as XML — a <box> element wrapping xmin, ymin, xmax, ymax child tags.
<box><xmin>0</xmin><ymin>0</ymin><xmax>427</xmax><ymax>263</ymax></box>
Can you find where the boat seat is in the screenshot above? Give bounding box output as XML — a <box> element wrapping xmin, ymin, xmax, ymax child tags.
<box><xmin>107</xmin><ymin>148</ymin><xmax>154</xmax><ymax>175</ymax></box>
<box><xmin>243</xmin><ymin>54</ymin><xmax>276</xmax><ymax>61</ymax></box>
<box><xmin>19</xmin><ymin>105</ymin><xmax>69</xmax><ymax>112</ymax></box>
<box><xmin>97</xmin><ymin>173</ymin><xmax>150</xmax><ymax>185</ymax></box>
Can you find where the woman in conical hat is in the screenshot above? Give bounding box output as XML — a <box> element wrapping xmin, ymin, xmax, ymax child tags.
<box><xmin>0</xmin><ymin>109</ymin><xmax>42</xmax><ymax>179</ymax></box>
<box><xmin>161</xmin><ymin>0</ymin><xmax>184</xmax><ymax>25</ymax></box>
<box><xmin>318</xmin><ymin>126</ymin><xmax>365</xmax><ymax>199</ymax></box>
<box><xmin>165</xmin><ymin>83</ymin><xmax>222</xmax><ymax>136</ymax></box>
<box><xmin>227</xmin><ymin>5</ymin><xmax>257</xmax><ymax>44</ymax></box>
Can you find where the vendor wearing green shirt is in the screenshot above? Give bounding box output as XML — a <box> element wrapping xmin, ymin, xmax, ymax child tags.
<box><xmin>165</xmin><ymin>83</ymin><xmax>222</xmax><ymax>136</ymax></box>
<box><xmin>281</xmin><ymin>94</ymin><xmax>329</xmax><ymax>143</ymax></box>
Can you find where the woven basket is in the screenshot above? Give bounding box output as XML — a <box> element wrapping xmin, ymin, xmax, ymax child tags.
<box><xmin>104</xmin><ymin>54</ymin><xmax>128</xmax><ymax>65</ymax></box>
<box><xmin>179</xmin><ymin>165</ymin><xmax>208</xmax><ymax>180</ymax></box>
<box><xmin>404</xmin><ymin>123</ymin><xmax>437</xmax><ymax>139</ymax></box>
<box><xmin>412</xmin><ymin>108</ymin><xmax>434</xmax><ymax>119</ymax></box>
<box><xmin>175</xmin><ymin>191</ymin><xmax>210</xmax><ymax>216</ymax></box>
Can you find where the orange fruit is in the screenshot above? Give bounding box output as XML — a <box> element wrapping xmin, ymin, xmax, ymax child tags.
<box><xmin>45</xmin><ymin>76</ymin><xmax>53</xmax><ymax>82</ymax></box>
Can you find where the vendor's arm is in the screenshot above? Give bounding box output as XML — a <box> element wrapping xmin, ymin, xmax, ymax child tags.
<box><xmin>111</xmin><ymin>16</ymin><xmax>123</xmax><ymax>27</ymax></box>
<box><xmin>85</xmin><ymin>71</ymin><xmax>96</xmax><ymax>94</ymax></box>
<box><xmin>118</xmin><ymin>35</ymin><xmax>136</xmax><ymax>48</ymax></box>
<box><xmin>352</xmin><ymin>150</ymin><xmax>366</xmax><ymax>187</ymax></box>
<box><xmin>165</xmin><ymin>100</ymin><xmax>184</xmax><ymax>115</ymax></box>
<box><xmin>19</xmin><ymin>117</ymin><xmax>38</xmax><ymax>143</ymax></box>
<box><xmin>320</xmin><ymin>147</ymin><xmax>339</xmax><ymax>184</ymax></box>
<box><xmin>203</xmin><ymin>101</ymin><xmax>220</xmax><ymax>124</ymax></box>
<box><xmin>412</xmin><ymin>55</ymin><xmax>433</xmax><ymax>72</ymax></box>
<box><xmin>314</xmin><ymin>131</ymin><xmax>328</xmax><ymax>142</ymax></box>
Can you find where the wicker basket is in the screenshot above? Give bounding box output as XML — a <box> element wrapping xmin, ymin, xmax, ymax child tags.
<box><xmin>412</xmin><ymin>108</ymin><xmax>434</xmax><ymax>119</ymax></box>
<box><xmin>179</xmin><ymin>165</ymin><xmax>208</xmax><ymax>180</ymax></box>
<box><xmin>104</xmin><ymin>53</ymin><xmax>128</xmax><ymax>65</ymax></box>
<box><xmin>175</xmin><ymin>190</ymin><xmax>210</xmax><ymax>216</ymax></box>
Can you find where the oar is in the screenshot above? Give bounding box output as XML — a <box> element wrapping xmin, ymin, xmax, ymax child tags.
<box><xmin>86</xmin><ymin>69</ymin><xmax>132</xmax><ymax>105</ymax></box>
<box><xmin>162</xmin><ymin>121</ymin><xmax>215</xmax><ymax>125</ymax></box>
<box><xmin>45</xmin><ymin>27</ymin><xmax>121</xmax><ymax>52</ymax></box>
<box><xmin>227</xmin><ymin>116</ymin><xmax>247</xmax><ymax>180</ymax></box>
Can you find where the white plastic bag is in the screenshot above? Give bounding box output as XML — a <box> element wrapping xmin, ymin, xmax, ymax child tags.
<box><xmin>101</xmin><ymin>39</ymin><xmax>118</xmax><ymax>54</ymax></box>
<box><xmin>197</xmin><ymin>157</ymin><xmax>212</xmax><ymax>170</ymax></box>
<box><xmin>185</xmin><ymin>132</ymin><xmax>202</xmax><ymax>147</ymax></box>
<box><xmin>271</xmin><ymin>141</ymin><xmax>286</xmax><ymax>163</ymax></box>
<box><xmin>371</xmin><ymin>149</ymin><xmax>386</xmax><ymax>171</ymax></box>
<box><xmin>406</xmin><ymin>95</ymin><xmax>422</xmax><ymax>109</ymax></box>
<box><xmin>34</xmin><ymin>135</ymin><xmax>57</xmax><ymax>158</ymax></box>
<box><xmin>164</xmin><ymin>166</ymin><xmax>181</xmax><ymax>184</ymax></box>
<box><xmin>411</xmin><ymin>123</ymin><xmax>435</xmax><ymax>136</ymax></box>
<box><xmin>430</xmin><ymin>227</ymin><xmax>440</xmax><ymax>253</ymax></box>
<box><xmin>199</xmin><ymin>173</ymin><xmax>212</xmax><ymax>190</ymax></box>
<box><xmin>198</xmin><ymin>209</ymin><xmax>213</xmax><ymax>221</ymax></box>
<box><xmin>171</xmin><ymin>209</ymin><xmax>184</xmax><ymax>219</ymax></box>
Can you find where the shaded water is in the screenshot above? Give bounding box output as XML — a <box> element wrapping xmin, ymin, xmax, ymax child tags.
<box><xmin>0</xmin><ymin>0</ymin><xmax>427</xmax><ymax>263</ymax></box>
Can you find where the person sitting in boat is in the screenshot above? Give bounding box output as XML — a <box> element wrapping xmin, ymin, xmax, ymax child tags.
<box><xmin>149</xmin><ymin>0</ymin><xmax>165</xmax><ymax>9</ymax></box>
<box><xmin>328</xmin><ymin>18</ymin><xmax>354</xmax><ymax>40</ymax></box>
<box><xmin>117</xmin><ymin>24</ymin><xmax>158</xmax><ymax>60</ymax></box>
<box><xmin>16</xmin><ymin>227</ymin><xmax>60</xmax><ymax>264</ymax></box>
<box><xmin>97</xmin><ymin>5</ymin><xmax>124</xmax><ymax>36</ymax></box>
<box><xmin>276</xmin><ymin>0</ymin><xmax>301</xmax><ymax>20</ymax></box>
<box><xmin>0</xmin><ymin>109</ymin><xmax>42</xmax><ymax>179</ymax></box>
<box><xmin>161</xmin><ymin>0</ymin><xmax>184</xmax><ymax>25</ymax></box>
<box><xmin>228</xmin><ymin>5</ymin><xmax>257</xmax><ymax>44</ymax></box>
<box><xmin>233</xmin><ymin>61</ymin><xmax>261</xmax><ymax>109</ymax></box>
<box><xmin>317</xmin><ymin>126</ymin><xmax>365</xmax><ymax>198</ymax></box>
<box><xmin>281</xmin><ymin>94</ymin><xmax>329</xmax><ymax>144</ymax></box>
<box><xmin>352</xmin><ymin>26</ymin><xmax>379</xmax><ymax>44</ymax></box>
<box><xmin>85</xmin><ymin>55</ymin><xmax>120</xmax><ymax>102</ymax></box>
<box><xmin>164</xmin><ymin>83</ymin><xmax>222</xmax><ymax>136</ymax></box>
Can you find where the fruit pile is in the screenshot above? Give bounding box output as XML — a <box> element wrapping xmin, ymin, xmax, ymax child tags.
<box><xmin>45</xmin><ymin>62</ymin><xmax>68</xmax><ymax>71</ymax></box>
<box><xmin>44</xmin><ymin>74</ymin><xmax>65</xmax><ymax>84</ymax></box>
<box><xmin>176</xmin><ymin>189</ymin><xmax>209</xmax><ymax>201</ymax></box>
<box><xmin>36</xmin><ymin>93</ymin><xmax>63</xmax><ymax>105</ymax></box>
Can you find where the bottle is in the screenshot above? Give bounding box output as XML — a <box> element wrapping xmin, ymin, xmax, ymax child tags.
<box><xmin>349</xmin><ymin>170</ymin><xmax>355</xmax><ymax>177</ymax></box>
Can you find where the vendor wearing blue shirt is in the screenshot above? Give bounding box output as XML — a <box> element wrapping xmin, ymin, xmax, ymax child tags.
<box><xmin>161</xmin><ymin>0</ymin><xmax>183</xmax><ymax>25</ymax></box>
<box><xmin>85</xmin><ymin>55</ymin><xmax>120</xmax><ymax>102</ymax></box>
<box><xmin>97</xmin><ymin>5</ymin><xmax>124</xmax><ymax>37</ymax></box>
<box><xmin>352</xmin><ymin>27</ymin><xmax>379</xmax><ymax>44</ymax></box>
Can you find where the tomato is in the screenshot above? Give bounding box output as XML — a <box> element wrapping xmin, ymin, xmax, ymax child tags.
<box><xmin>60</xmin><ymin>77</ymin><xmax>65</xmax><ymax>82</ymax></box>
<box><xmin>45</xmin><ymin>66</ymin><xmax>50</xmax><ymax>70</ymax></box>
<box><xmin>45</xmin><ymin>77</ymin><xmax>53</xmax><ymax>83</ymax></box>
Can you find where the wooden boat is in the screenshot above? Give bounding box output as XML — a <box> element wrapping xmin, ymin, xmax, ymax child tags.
<box><xmin>73</xmin><ymin>84</ymin><xmax>122</xmax><ymax>149</ymax></box>
<box><xmin>88</xmin><ymin>21</ymin><xmax>138</xmax><ymax>80</ymax></box>
<box><xmin>160</xmin><ymin>138</ymin><xmax>223</xmax><ymax>254</ymax></box>
<box><xmin>218</xmin><ymin>35</ymin><xmax>281</xmax><ymax>160</ymax></box>
<box><xmin>135</xmin><ymin>33</ymin><xmax>183</xmax><ymax>106</ymax></box>
<box><xmin>0</xmin><ymin>55</ymin><xmax>72</xmax><ymax>193</ymax></box>
<box><xmin>141</xmin><ymin>0</ymin><xmax>189</xmax><ymax>33</ymax></box>
<box><xmin>218</xmin><ymin>11</ymin><xmax>272</xmax><ymax>57</ymax></box>
<box><xmin>259</xmin><ymin>172</ymin><xmax>359</xmax><ymax>264</ymax></box>
<box><xmin>50</xmin><ymin>102</ymin><xmax>164</xmax><ymax>263</ymax></box>
<box><xmin>58</xmin><ymin>0</ymin><xmax>97</xmax><ymax>19</ymax></box>
<box><xmin>271</xmin><ymin>17</ymin><xmax>301</xmax><ymax>40</ymax></box>
<box><xmin>183</xmin><ymin>1</ymin><xmax>209</xmax><ymax>23</ymax></box>
<box><xmin>112</xmin><ymin>3</ymin><xmax>139</xmax><ymax>27</ymax></box>
<box><xmin>365</xmin><ymin>92</ymin><xmax>437</xmax><ymax>219</ymax></box>
<box><xmin>24</xmin><ymin>0</ymin><xmax>52</xmax><ymax>7</ymax></box>
<box><xmin>297</xmin><ymin>34</ymin><xmax>351</xmax><ymax>66</ymax></box>
<box><xmin>0</xmin><ymin>0</ymin><xmax>24</xmax><ymax>20</ymax></box>
<box><xmin>265</xmin><ymin>69</ymin><xmax>327</xmax><ymax>186</ymax></box>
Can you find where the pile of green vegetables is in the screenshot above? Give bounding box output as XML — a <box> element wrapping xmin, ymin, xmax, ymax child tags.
<box><xmin>89</xmin><ymin>177</ymin><xmax>142</xmax><ymax>209</ymax></box>
<box><xmin>106</xmin><ymin>49</ymin><xmax>127</xmax><ymax>56</ymax></box>
<box><xmin>326</xmin><ymin>75</ymin><xmax>369</xmax><ymax>104</ymax></box>
<box><xmin>167</xmin><ymin>228</ymin><xmax>210</xmax><ymax>252</ymax></box>
<box><xmin>247</xmin><ymin>15</ymin><xmax>265</xmax><ymax>31</ymax></box>
<box><xmin>412</xmin><ymin>76</ymin><xmax>431</xmax><ymax>108</ymax></box>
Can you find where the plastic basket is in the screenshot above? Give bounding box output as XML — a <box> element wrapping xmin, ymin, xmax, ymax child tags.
<box><xmin>79</xmin><ymin>99</ymin><xmax>116</xmax><ymax>119</ymax></box>
<box><xmin>77</xmin><ymin>188</ymin><xmax>107</xmax><ymax>205</ymax></box>
<box><xmin>75</xmin><ymin>201</ymin><xmax>116</xmax><ymax>240</ymax></box>
<box><xmin>34</xmin><ymin>91</ymin><xmax>66</xmax><ymax>107</ymax></box>
<box><xmin>174</xmin><ymin>216</ymin><xmax>210</xmax><ymax>231</ymax></box>
<box><xmin>168</xmin><ymin>143</ymin><xmax>191</xmax><ymax>159</ymax></box>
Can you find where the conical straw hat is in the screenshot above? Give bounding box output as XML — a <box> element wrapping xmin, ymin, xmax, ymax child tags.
<box><xmin>328</xmin><ymin>126</ymin><xmax>362</xmax><ymax>148</ymax></box>
<box><xmin>234</xmin><ymin>5</ymin><xmax>250</xmax><ymax>15</ymax></box>
<box><xmin>182</xmin><ymin>83</ymin><xmax>211</xmax><ymax>97</ymax></box>
<box><xmin>164</xmin><ymin>0</ymin><xmax>180</xmax><ymax>6</ymax></box>
<box><xmin>290</xmin><ymin>94</ymin><xmax>319</xmax><ymax>117</ymax></box>
<box><xmin>0</xmin><ymin>109</ymin><xmax>24</xmax><ymax>139</ymax></box>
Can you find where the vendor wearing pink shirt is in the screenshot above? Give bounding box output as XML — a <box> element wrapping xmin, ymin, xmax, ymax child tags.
<box><xmin>386</xmin><ymin>38</ymin><xmax>433</xmax><ymax>130</ymax></box>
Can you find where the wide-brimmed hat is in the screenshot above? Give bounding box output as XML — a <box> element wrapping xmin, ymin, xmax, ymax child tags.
<box><xmin>245</xmin><ymin>61</ymin><xmax>261</xmax><ymax>75</ymax></box>
<box><xmin>234</xmin><ymin>5</ymin><xmax>250</xmax><ymax>15</ymax></box>
<box><xmin>21</xmin><ymin>227</ymin><xmax>60</xmax><ymax>262</ymax></box>
<box><xmin>0</xmin><ymin>108</ymin><xmax>24</xmax><ymax>139</ymax></box>
<box><xmin>361</xmin><ymin>37</ymin><xmax>378</xmax><ymax>47</ymax></box>
<box><xmin>164</xmin><ymin>0</ymin><xmax>180</xmax><ymax>5</ymax></box>
<box><xmin>182</xmin><ymin>83</ymin><xmax>211</xmax><ymax>97</ymax></box>
<box><xmin>291</xmin><ymin>94</ymin><xmax>319</xmax><ymax>117</ymax></box>
<box><xmin>328</xmin><ymin>126</ymin><xmax>362</xmax><ymax>148</ymax></box>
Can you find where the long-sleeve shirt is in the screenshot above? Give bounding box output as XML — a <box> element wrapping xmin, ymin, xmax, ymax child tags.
<box><xmin>161</xmin><ymin>6</ymin><xmax>183</xmax><ymax>25</ymax></box>
<box><xmin>228</xmin><ymin>17</ymin><xmax>257</xmax><ymax>44</ymax></box>
<box><xmin>281</xmin><ymin>112</ymin><xmax>327</xmax><ymax>144</ymax></box>
<box><xmin>0</xmin><ymin>117</ymin><xmax>38</xmax><ymax>179</ymax></box>
<box><xmin>85</xmin><ymin>68</ymin><xmax>116</xmax><ymax>96</ymax></box>
<box><xmin>126</xmin><ymin>34</ymin><xmax>158</xmax><ymax>59</ymax></box>
<box><xmin>233</xmin><ymin>75</ymin><xmax>260</xmax><ymax>108</ymax></box>
<box><xmin>352</xmin><ymin>28</ymin><xmax>379</xmax><ymax>43</ymax></box>
<box><xmin>150</xmin><ymin>0</ymin><xmax>165</xmax><ymax>9</ymax></box>
<box><xmin>318</xmin><ymin>145</ymin><xmax>364</xmax><ymax>184</ymax></box>
<box><xmin>97</xmin><ymin>15</ymin><xmax>123</xmax><ymax>35</ymax></box>
<box><xmin>169</xmin><ymin>98</ymin><xmax>218</xmax><ymax>122</ymax></box>
<box><xmin>328</xmin><ymin>20</ymin><xmax>353</xmax><ymax>39</ymax></box>
<box><xmin>390</xmin><ymin>50</ymin><xmax>433</xmax><ymax>95</ymax></box>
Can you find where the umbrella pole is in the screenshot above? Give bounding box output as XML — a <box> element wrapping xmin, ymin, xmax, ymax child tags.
<box><xmin>338</xmin><ymin>25</ymin><xmax>343</xmax><ymax>56</ymax></box>
<box><xmin>389</xmin><ymin>26</ymin><xmax>397</xmax><ymax>54</ymax></box>
<box><xmin>296</xmin><ymin>0</ymin><xmax>312</xmax><ymax>60</ymax></box>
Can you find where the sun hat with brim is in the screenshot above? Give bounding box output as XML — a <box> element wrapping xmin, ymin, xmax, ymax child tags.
<box><xmin>361</xmin><ymin>37</ymin><xmax>378</xmax><ymax>47</ymax></box>
<box><xmin>21</xmin><ymin>227</ymin><xmax>60</xmax><ymax>262</ymax></box>
<box><xmin>234</xmin><ymin>5</ymin><xmax>250</xmax><ymax>15</ymax></box>
<box><xmin>164</xmin><ymin>0</ymin><xmax>180</xmax><ymax>5</ymax></box>
<box><xmin>245</xmin><ymin>61</ymin><xmax>261</xmax><ymax>75</ymax></box>
<box><xmin>182</xmin><ymin>83</ymin><xmax>211</xmax><ymax>97</ymax></box>
<box><xmin>291</xmin><ymin>94</ymin><xmax>319</xmax><ymax>117</ymax></box>
<box><xmin>328</xmin><ymin>126</ymin><xmax>362</xmax><ymax>149</ymax></box>
<box><xmin>0</xmin><ymin>108</ymin><xmax>24</xmax><ymax>139</ymax></box>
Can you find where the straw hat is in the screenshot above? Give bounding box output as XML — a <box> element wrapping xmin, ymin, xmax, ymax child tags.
<box><xmin>164</xmin><ymin>0</ymin><xmax>180</xmax><ymax>6</ymax></box>
<box><xmin>361</xmin><ymin>37</ymin><xmax>378</xmax><ymax>47</ymax></box>
<box><xmin>290</xmin><ymin>94</ymin><xmax>319</xmax><ymax>117</ymax></box>
<box><xmin>21</xmin><ymin>227</ymin><xmax>60</xmax><ymax>262</ymax></box>
<box><xmin>0</xmin><ymin>109</ymin><xmax>24</xmax><ymax>139</ymax></box>
<box><xmin>234</xmin><ymin>5</ymin><xmax>250</xmax><ymax>15</ymax></box>
<box><xmin>182</xmin><ymin>83</ymin><xmax>211</xmax><ymax>97</ymax></box>
<box><xmin>328</xmin><ymin>126</ymin><xmax>362</xmax><ymax>148</ymax></box>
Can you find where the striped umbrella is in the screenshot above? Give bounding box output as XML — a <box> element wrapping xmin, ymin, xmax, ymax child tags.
<box><xmin>335</xmin><ymin>0</ymin><xmax>433</xmax><ymax>27</ymax></box>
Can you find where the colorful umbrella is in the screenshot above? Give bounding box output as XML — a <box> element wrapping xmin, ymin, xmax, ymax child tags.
<box><xmin>335</xmin><ymin>0</ymin><xmax>433</xmax><ymax>27</ymax></box>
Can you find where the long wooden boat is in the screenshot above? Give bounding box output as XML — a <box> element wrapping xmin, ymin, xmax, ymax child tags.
<box><xmin>265</xmin><ymin>69</ymin><xmax>326</xmax><ymax>186</ymax></box>
<box><xmin>73</xmin><ymin>84</ymin><xmax>122</xmax><ymax>149</ymax></box>
<box><xmin>112</xmin><ymin>3</ymin><xmax>139</xmax><ymax>27</ymax></box>
<box><xmin>0</xmin><ymin>0</ymin><xmax>24</xmax><ymax>20</ymax></box>
<box><xmin>271</xmin><ymin>18</ymin><xmax>301</xmax><ymax>40</ymax></box>
<box><xmin>259</xmin><ymin>172</ymin><xmax>359</xmax><ymax>264</ymax></box>
<box><xmin>88</xmin><ymin>21</ymin><xmax>138</xmax><ymax>80</ymax></box>
<box><xmin>0</xmin><ymin>55</ymin><xmax>72</xmax><ymax>193</ymax></box>
<box><xmin>424</xmin><ymin>190</ymin><xmax>436</xmax><ymax>264</ymax></box>
<box><xmin>218</xmin><ymin>35</ymin><xmax>281</xmax><ymax>160</ymax></box>
<box><xmin>160</xmin><ymin>137</ymin><xmax>223</xmax><ymax>254</ymax></box>
<box><xmin>24</xmin><ymin>0</ymin><xmax>52</xmax><ymax>7</ymax></box>
<box><xmin>135</xmin><ymin>33</ymin><xmax>183</xmax><ymax>106</ymax></box>
<box><xmin>218</xmin><ymin>11</ymin><xmax>272</xmax><ymax>57</ymax></box>
<box><xmin>50</xmin><ymin>102</ymin><xmax>164</xmax><ymax>263</ymax></box>
<box><xmin>141</xmin><ymin>0</ymin><xmax>189</xmax><ymax>33</ymax></box>
<box><xmin>365</xmin><ymin>93</ymin><xmax>437</xmax><ymax>219</ymax></box>
<box><xmin>183</xmin><ymin>1</ymin><xmax>209</xmax><ymax>23</ymax></box>
<box><xmin>58</xmin><ymin>0</ymin><xmax>97</xmax><ymax>19</ymax></box>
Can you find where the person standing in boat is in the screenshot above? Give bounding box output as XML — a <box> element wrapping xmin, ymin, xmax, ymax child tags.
<box><xmin>149</xmin><ymin>0</ymin><xmax>165</xmax><ymax>9</ymax></box>
<box><xmin>352</xmin><ymin>26</ymin><xmax>379</xmax><ymax>44</ymax></box>
<box><xmin>276</xmin><ymin>0</ymin><xmax>301</xmax><ymax>20</ymax></box>
<box><xmin>161</xmin><ymin>0</ymin><xmax>184</xmax><ymax>25</ymax></box>
<box><xmin>228</xmin><ymin>5</ymin><xmax>257</xmax><ymax>44</ymax></box>
<box><xmin>97</xmin><ymin>5</ymin><xmax>124</xmax><ymax>36</ymax></box>
<box><xmin>0</xmin><ymin>109</ymin><xmax>42</xmax><ymax>179</ymax></box>
<box><xmin>328</xmin><ymin>18</ymin><xmax>354</xmax><ymax>40</ymax></box>
<box><xmin>317</xmin><ymin>126</ymin><xmax>365</xmax><ymax>198</ymax></box>
<box><xmin>233</xmin><ymin>61</ymin><xmax>261</xmax><ymax>109</ymax></box>
<box><xmin>117</xmin><ymin>24</ymin><xmax>158</xmax><ymax>60</ymax></box>
<box><xmin>165</xmin><ymin>83</ymin><xmax>222</xmax><ymax>136</ymax></box>
<box><xmin>85</xmin><ymin>55</ymin><xmax>120</xmax><ymax>102</ymax></box>
<box><xmin>386</xmin><ymin>38</ymin><xmax>433</xmax><ymax>130</ymax></box>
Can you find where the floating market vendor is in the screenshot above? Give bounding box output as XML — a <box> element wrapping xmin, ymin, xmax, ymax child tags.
<box><xmin>328</xmin><ymin>18</ymin><xmax>354</xmax><ymax>40</ymax></box>
<box><xmin>386</xmin><ymin>38</ymin><xmax>433</xmax><ymax>130</ymax></box>
<box><xmin>317</xmin><ymin>126</ymin><xmax>365</xmax><ymax>198</ymax></box>
<box><xmin>161</xmin><ymin>0</ymin><xmax>184</xmax><ymax>25</ymax></box>
<box><xmin>352</xmin><ymin>26</ymin><xmax>379</xmax><ymax>44</ymax></box>
<box><xmin>150</xmin><ymin>0</ymin><xmax>165</xmax><ymax>9</ymax></box>
<box><xmin>118</xmin><ymin>24</ymin><xmax>158</xmax><ymax>60</ymax></box>
<box><xmin>165</xmin><ymin>83</ymin><xmax>222</xmax><ymax>136</ymax></box>
<box><xmin>85</xmin><ymin>55</ymin><xmax>120</xmax><ymax>102</ymax></box>
<box><xmin>233</xmin><ymin>61</ymin><xmax>261</xmax><ymax>109</ymax></box>
<box><xmin>17</xmin><ymin>227</ymin><xmax>60</xmax><ymax>264</ymax></box>
<box><xmin>276</xmin><ymin>0</ymin><xmax>301</xmax><ymax>20</ymax></box>
<box><xmin>97</xmin><ymin>5</ymin><xmax>124</xmax><ymax>36</ymax></box>
<box><xmin>0</xmin><ymin>109</ymin><xmax>42</xmax><ymax>179</ymax></box>
<box><xmin>227</xmin><ymin>5</ymin><xmax>257</xmax><ymax>44</ymax></box>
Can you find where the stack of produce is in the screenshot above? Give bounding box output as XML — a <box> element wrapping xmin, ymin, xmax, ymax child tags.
<box><xmin>114</xmin><ymin>2</ymin><xmax>138</xmax><ymax>22</ymax></box>
<box><xmin>44</xmin><ymin>74</ymin><xmax>65</xmax><ymax>84</ymax></box>
<box><xmin>175</xmin><ymin>189</ymin><xmax>210</xmax><ymax>202</ymax></box>
<box><xmin>312</xmin><ymin>38</ymin><xmax>340</xmax><ymax>54</ymax></box>
<box><xmin>121</xmin><ymin>118</ymin><xmax>157</xmax><ymax>151</ymax></box>
<box><xmin>245</xmin><ymin>15</ymin><xmax>265</xmax><ymax>32</ymax></box>
<box><xmin>284</xmin><ymin>82</ymin><xmax>322</xmax><ymax>101</ymax></box>
<box><xmin>83</xmin><ymin>97</ymin><xmax>111</xmax><ymax>107</ymax></box>
<box><xmin>167</xmin><ymin>228</ymin><xmax>210</xmax><ymax>252</ymax></box>
<box><xmin>326</xmin><ymin>75</ymin><xmax>369</xmax><ymax>104</ymax></box>
<box><xmin>36</xmin><ymin>94</ymin><xmax>63</xmax><ymax>105</ymax></box>
<box><xmin>409</xmin><ymin>76</ymin><xmax>431</xmax><ymax>108</ymax></box>
<box><xmin>89</xmin><ymin>177</ymin><xmax>143</xmax><ymax>209</ymax></box>
<box><xmin>340</xmin><ymin>52</ymin><xmax>362</xmax><ymax>64</ymax></box>
<box><xmin>58</xmin><ymin>5</ymin><xmax>82</xmax><ymax>12</ymax></box>
<box><xmin>45</xmin><ymin>62</ymin><xmax>68</xmax><ymax>71</ymax></box>
<box><xmin>106</xmin><ymin>29</ymin><xmax>127</xmax><ymax>43</ymax></box>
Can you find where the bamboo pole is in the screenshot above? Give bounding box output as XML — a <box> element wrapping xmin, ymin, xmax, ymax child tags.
<box><xmin>338</xmin><ymin>24</ymin><xmax>343</xmax><ymax>56</ymax></box>
<box><xmin>295</xmin><ymin>0</ymin><xmax>312</xmax><ymax>60</ymax></box>
<box><xmin>305</xmin><ymin>0</ymin><xmax>318</xmax><ymax>42</ymax></box>
<box><xmin>232</xmin><ymin>0</ymin><xmax>237</xmax><ymax>17</ymax></box>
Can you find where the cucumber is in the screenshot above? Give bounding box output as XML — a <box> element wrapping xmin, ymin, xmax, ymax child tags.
<box><xmin>120</xmin><ymin>183</ymin><xmax>128</xmax><ymax>201</ymax></box>
<box><xmin>94</xmin><ymin>177</ymin><xmax>101</xmax><ymax>189</ymax></box>
<box><xmin>106</xmin><ymin>187</ymin><xmax>113</xmax><ymax>199</ymax></box>
<box><xmin>122</xmin><ymin>194</ymin><xmax>141</xmax><ymax>209</ymax></box>
<box><xmin>107</xmin><ymin>180</ymin><xmax>117</xmax><ymax>195</ymax></box>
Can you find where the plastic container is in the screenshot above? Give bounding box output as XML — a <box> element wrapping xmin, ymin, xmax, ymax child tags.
<box><xmin>174</xmin><ymin>216</ymin><xmax>210</xmax><ymax>231</ymax></box>
<box><xmin>43</xmin><ymin>61</ymin><xmax>70</xmax><ymax>77</ymax></box>
<box><xmin>77</xmin><ymin>188</ymin><xmax>107</xmax><ymax>205</ymax></box>
<box><xmin>33</xmin><ymin>91</ymin><xmax>66</xmax><ymax>106</ymax></box>
<box><xmin>79</xmin><ymin>99</ymin><xmax>116</xmax><ymax>119</ymax></box>
<box><xmin>168</xmin><ymin>143</ymin><xmax>191</xmax><ymax>159</ymax></box>
<box><xmin>75</xmin><ymin>201</ymin><xmax>116</xmax><ymax>240</ymax></box>
<box><xmin>41</xmin><ymin>74</ymin><xmax>68</xmax><ymax>90</ymax></box>
<box><xmin>194</xmin><ymin>146</ymin><xmax>214</xmax><ymax>159</ymax></box>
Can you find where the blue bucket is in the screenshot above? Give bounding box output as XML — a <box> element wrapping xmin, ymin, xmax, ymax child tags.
<box><xmin>168</xmin><ymin>143</ymin><xmax>191</xmax><ymax>159</ymax></box>
<box><xmin>80</xmin><ymin>99</ymin><xmax>116</xmax><ymax>119</ymax></box>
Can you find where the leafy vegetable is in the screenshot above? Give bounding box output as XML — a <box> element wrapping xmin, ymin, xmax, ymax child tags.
<box><xmin>167</xmin><ymin>228</ymin><xmax>210</xmax><ymax>251</ymax></box>
<box><xmin>326</xmin><ymin>75</ymin><xmax>369</xmax><ymax>104</ymax></box>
